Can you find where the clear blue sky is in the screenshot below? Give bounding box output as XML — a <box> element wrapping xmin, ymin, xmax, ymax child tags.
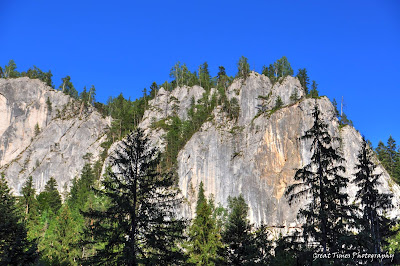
<box><xmin>1</xmin><ymin>0</ymin><xmax>399</xmax><ymax>147</ymax></box>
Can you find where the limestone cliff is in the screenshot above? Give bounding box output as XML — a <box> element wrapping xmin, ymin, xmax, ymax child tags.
<box><xmin>133</xmin><ymin>72</ymin><xmax>400</xmax><ymax>233</ymax></box>
<box><xmin>0</xmin><ymin>78</ymin><xmax>110</xmax><ymax>195</ymax></box>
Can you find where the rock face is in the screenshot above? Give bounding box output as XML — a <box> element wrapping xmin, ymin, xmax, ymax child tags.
<box><xmin>135</xmin><ymin>72</ymin><xmax>400</xmax><ymax>233</ymax></box>
<box><xmin>4</xmin><ymin>73</ymin><xmax>398</xmax><ymax>234</ymax></box>
<box><xmin>0</xmin><ymin>78</ymin><xmax>110</xmax><ymax>195</ymax></box>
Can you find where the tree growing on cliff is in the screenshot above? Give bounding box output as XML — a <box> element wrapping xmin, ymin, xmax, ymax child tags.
<box><xmin>296</xmin><ymin>68</ymin><xmax>310</xmax><ymax>95</ymax></box>
<box><xmin>285</xmin><ymin>102</ymin><xmax>355</xmax><ymax>264</ymax></box>
<box><xmin>236</xmin><ymin>56</ymin><xmax>250</xmax><ymax>80</ymax></box>
<box><xmin>83</xmin><ymin>129</ymin><xmax>186</xmax><ymax>265</ymax></box>
<box><xmin>353</xmin><ymin>138</ymin><xmax>398</xmax><ymax>263</ymax></box>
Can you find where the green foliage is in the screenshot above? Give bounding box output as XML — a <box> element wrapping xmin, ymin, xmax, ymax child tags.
<box><xmin>376</xmin><ymin>136</ymin><xmax>400</xmax><ymax>184</ymax></box>
<box><xmin>59</xmin><ymin>75</ymin><xmax>79</xmax><ymax>99</ymax></box>
<box><xmin>0</xmin><ymin>174</ymin><xmax>38</xmax><ymax>264</ymax></box>
<box><xmin>199</xmin><ymin>62</ymin><xmax>212</xmax><ymax>91</ymax></box>
<box><xmin>236</xmin><ymin>56</ymin><xmax>250</xmax><ymax>79</ymax></box>
<box><xmin>273</xmin><ymin>56</ymin><xmax>293</xmax><ymax>78</ymax></box>
<box><xmin>262</xmin><ymin>64</ymin><xmax>277</xmax><ymax>84</ymax></box>
<box><xmin>309</xmin><ymin>80</ymin><xmax>319</xmax><ymax>98</ymax></box>
<box><xmin>353</xmin><ymin>138</ymin><xmax>398</xmax><ymax>263</ymax></box>
<box><xmin>187</xmin><ymin>182</ymin><xmax>223</xmax><ymax>265</ymax></box>
<box><xmin>34</xmin><ymin>123</ymin><xmax>40</xmax><ymax>136</ymax></box>
<box><xmin>170</xmin><ymin>61</ymin><xmax>200</xmax><ymax>89</ymax></box>
<box><xmin>296</xmin><ymin>68</ymin><xmax>310</xmax><ymax>95</ymax></box>
<box><xmin>220</xmin><ymin>195</ymin><xmax>258</xmax><ymax>265</ymax></box>
<box><xmin>273</xmin><ymin>96</ymin><xmax>283</xmax><ymax>110</ymax></box>
<box><xmin>3</xmin><ymin>59</ymin><xmax>19</xmax><ymax>78</ymax></box>
<box><xmin>289</xmin><ymin>88</ymin><xmax>299</xmax><ymax>102</ymax></box>
<box><xmin>21</xmin><ymin>66</ymin><xmax>54</xmax><ymax>88</ymax></box>
<box><xmin>37</xmin><ymin>177</ymin><xmax>62</xmax><ymax>215</ymax></box>
<box><xmin>46</xmin><ymin>97</ymin><xmax>52</xmax><ymax>112</ymax></box>
<box><xmin>38</xmin><ymin>204</ymin><xmax>83</xmax><ymax>265</ymax></box>
<box><xmin>83</xmin><ymin>129</ymin><xmax>186</xmax><ymax>265</ymax></box>
<box><xmin>69</xmin><ymin>161</ymin><xmax>95</xmax><ymax>210</ymax></box>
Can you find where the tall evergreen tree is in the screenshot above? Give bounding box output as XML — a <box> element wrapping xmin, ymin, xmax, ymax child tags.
<box><xmin>83</xmin><ymin>129</ymin><xmax>186</xmax><ymax>265</ymax></box>
<box><xmin>37</xmin><ymin>177</ymin><xmax>62</xmax><ymax>215</ymax></box>
<box><xmin>353</xmin><ymin>138</ymin><xmax>398</xmax><ymax>264</ymax></box>
<box><xmin>285</xmin><ymin>102</ymin><xmax>354</xmax><ymax>264</ymax></box>
<box><xmin>20</xmin><ymin>176</ymin><xmax>38</xmax><ymax>219</ymax></box>
<box><xmin>309</xmin><ymin>80</ymin><xmax>319</xmax><ymax>98</ymax></box>
<box><xmin>296</xmin><ymin>68</ymin><xmax>310</xmax><ymax>95</ymax></box>
<box><xmin>220</xmin><ymin>195</ymin><xmax>257</xmax><ymax>265</ymax></box>
<box><xmin>187</xmin><ymin>182</ymin><xmax>222</xmax><ymax>265</ymax></box>
<box><xmin>0</xmin><ymin>174</ymin><xmax>38</xmax><ymax>264</ymax></box>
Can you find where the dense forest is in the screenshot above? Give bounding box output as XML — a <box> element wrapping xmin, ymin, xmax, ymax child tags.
<box><xmin>1</xmin><ymin>58</ymin><xmax>400</xmax><ymax>265</ymax></box>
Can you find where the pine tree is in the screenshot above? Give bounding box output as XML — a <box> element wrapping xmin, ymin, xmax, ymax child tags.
<box><xmin>296</xmin><ymin>68</ymin><xmax>310</xmax><ymax>95</ymax></box>
<box><xmin>83</xmin><ymin>128</ymin><xmax>186</xmax><ymax>265</ymax></box>
<box><xmin>353</xmin><ymin>138</ymin><xmax>398</xmax><ymax>264</ymax></box>
<box><xmin>285</xmin><ymin>102</ymin><xmax>354</xmax><ymax>264</ymax></box>
<box><xmin>220</xmin><ymin>195</ymin><xmax>257</xmax><ymax>265</ymax></box>
<box><xmin>0</xmin><ymin>174</ymin><xmax>38</xmax><ymax>264</ymax></box>
<box><xmin>187</xmin><ymin>182</ymin><xmax>222</xmax><ymax>265</ymax></box>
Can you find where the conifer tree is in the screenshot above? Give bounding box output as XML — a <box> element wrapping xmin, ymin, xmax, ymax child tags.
<box><xmin>83</xmin><ymin>128</ymin><xmax>186</xmax><ymax>265</ymax></box>
<box><xmin>309</xmin><ymin>80</ymin><xmax>319</xmax><ymax>98</ymax></box>
<box><xmin>69</xmin><ymin>161</ymin><xmax>95</xmax><ymax>210</ymax></box>
<box><xmin>296</xmin><ymin>68</ymin><xmax>310</xmax><ymax>95</ymax></box>
<box><xmin>220</xmin><ymin>195</ymin><xmax>257</xmax><ymax>265</ymax></box>
<box><xmin>37</xmin><ymin>177</ymin><xmax>62</xmax><ymax>215</ymax></box>
<box><xmin>0</xmin><ymin>174</ymin><xmax>38</xmax><ymax>264</ymax></box>
<box><xmin>236</xmin><ymin>56</ymin><xmax>250</xmax><ymax>80</ymax></box>
<box><xmin>353</xmin><ymin>138</ymin><xmax>398</xmax><ymax>264</ymax></box>
<box><xmin>285</xmin><ymin>102</ymin><xmax>354</xmax><ymax>264</ymax></box>
<box><xmin>187</xmin><ymin>182</ymin><xmax>222</xmax><ymax>265</ymax></box>
<box><xmin>273</xmin><ymin>56</ymin><xmax>294</xmax><ymax>78</ymax></box>
<box><xmin>20</xmin><ymin>176</ymin><xmax>38</xmax><ymax>219</ymax></box>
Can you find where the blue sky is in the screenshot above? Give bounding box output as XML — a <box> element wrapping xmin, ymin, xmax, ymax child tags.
<box><xmin>1</xmin><ymin>0</ymin><xmax>399</xmax><ymax>147</ymax></box>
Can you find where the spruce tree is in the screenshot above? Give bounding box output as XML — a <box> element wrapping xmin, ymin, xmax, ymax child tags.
<box><xmin>187</xmin><ymin>182</ymin><xmax>222</xmax><ymax>265</ymax></box>
<box><xmin>37</xmin><ymin>177</ymin><xmax>62</xmax><ymax>215</ymax></box>
<box><xmin>0</xmin><ymin>174</ymin><xmax>38</xmax><ymax>264</ymax></box>
<box><xmin>353</xmin><ymin>138</ymin><xmax>398</xmax><ymax>264</ymax></box>
<box><xmin>220</xmin><ymin>195</ymin><xmax>257</xmax><ymax>265</ymax></box>
<box><xmin>285</xmin><ymin>102</ymin><xmax>354</xmax><ymax>264</ymax></box>
<box><xmin>296</xmin><ymin>68</ymin><xmax>310</xmax><ymax>95</ymax></box>
<box><xmin>83</xmin><ymin>128</ymin><xmax>186</xmax><ymax>265</ymax></box>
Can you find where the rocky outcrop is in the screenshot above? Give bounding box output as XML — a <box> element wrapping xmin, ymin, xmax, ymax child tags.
<box><xmin>0</xmin><ymin>78</ymin><xmax>110</xmax><ymax>195</ymax></box>
<box><xmin>135</xmin><ymin>72</ymin><xmax>399</xmax><ymax>233</ymax></box>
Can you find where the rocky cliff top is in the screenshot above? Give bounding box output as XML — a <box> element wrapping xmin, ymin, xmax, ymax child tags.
<box><xmin>0</xmin><ymin>77</ymin><xmax>110</xmax><ymax>195</ymax></box>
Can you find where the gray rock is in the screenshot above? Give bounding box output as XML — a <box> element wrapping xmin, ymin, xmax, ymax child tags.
<box><xmin>0</xmin><ymin>78</ymin><xmax>110</xmax><ymax>195</ymax></box>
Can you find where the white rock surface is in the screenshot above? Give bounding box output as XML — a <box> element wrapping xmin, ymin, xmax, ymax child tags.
<box><xmin>0</xmin><ymin>78</ymin><xmax>110</xmax><ymax>195</ymax></box>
